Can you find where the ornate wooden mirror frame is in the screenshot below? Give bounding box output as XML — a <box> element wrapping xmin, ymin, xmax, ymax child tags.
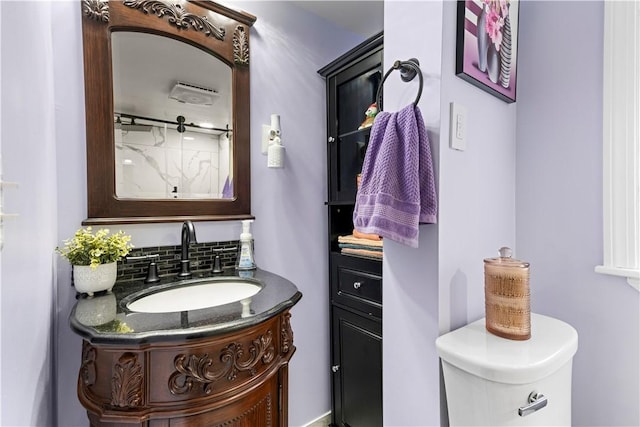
<box><xmin>80</xmin><ymin>0</ymin><xmax>255</xmax><ymax>224</ymax></box>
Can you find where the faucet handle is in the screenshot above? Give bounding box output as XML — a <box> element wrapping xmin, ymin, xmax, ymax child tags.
<box><xmin>125</xmin><ymin>254</ymin><xmax>161</xmax><ymax>284</ymax></box>
<box><xmin>145</xmin><ymin>255</ymin><xmax>161</xmax><ymax>284</ymax></box>
<box><xmin>211</xmin><ymin>248</ymin><xmax>233</xmax><ymax>274</ymax></box>
<box><xmin>212</xmin><ymin>254</ymin><xmax>223</xmax><ymax>274</ymax></box>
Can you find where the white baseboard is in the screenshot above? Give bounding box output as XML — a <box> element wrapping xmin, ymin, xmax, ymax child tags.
<box><xmin>301</xmin><ymin>411</ymin><xmax>331</xmax><ymax>427</ymax></box>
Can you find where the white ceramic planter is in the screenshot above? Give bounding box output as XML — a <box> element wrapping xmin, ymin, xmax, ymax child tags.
<box><xmin>73</xmin><ymin>262</ymin><xmax>117</xmax><ymax>296</ymax></box>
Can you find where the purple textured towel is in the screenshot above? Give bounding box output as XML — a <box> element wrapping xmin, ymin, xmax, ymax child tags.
<box><xmin>353</xmin><ymin>104</ymin><xmax>437</xmax><ymax>248</ymax></box>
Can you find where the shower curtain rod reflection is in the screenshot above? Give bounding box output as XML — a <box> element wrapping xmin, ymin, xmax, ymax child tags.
<box><xmin>115</xmin><ymin>112</ymin><xmax>232</xmax><ymax>136</ymax></box>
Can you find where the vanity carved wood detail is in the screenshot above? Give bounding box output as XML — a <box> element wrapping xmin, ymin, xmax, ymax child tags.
<box><xmin>78</xmin><ymin>310</ymin><xmax>294</xmax><ymax>426</ymax></box>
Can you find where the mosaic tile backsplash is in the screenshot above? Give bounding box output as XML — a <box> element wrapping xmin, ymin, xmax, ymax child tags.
<box><xmin>117</xmin><ymin>240</ymin><xmax>240</xmax><ymax>282</ymax></box>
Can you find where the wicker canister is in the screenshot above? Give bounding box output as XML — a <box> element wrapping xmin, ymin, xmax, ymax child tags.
<box><xmin>484</xmin><ymin>247</ymin><xmax>531</xmax><ymax>340</ymax></box>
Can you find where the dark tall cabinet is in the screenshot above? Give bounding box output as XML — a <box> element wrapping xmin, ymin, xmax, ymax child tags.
<box><xmin>318</xmin><ymin>32</ymin><xmax>383</xmax><ymax>427</ymax></box>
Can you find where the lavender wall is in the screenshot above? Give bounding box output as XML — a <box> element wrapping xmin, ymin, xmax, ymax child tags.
<box><xmin>381</xmin><ymin>2</ymin><xmax>443</xmax><ymax>426</ymax></box>
<box><xmin>516</xmin><ymin>2</ymin><xmax>639</xmax><ymax>426</ymax></box>
<box><xmin>1</xmin><ymin>2</ymin><xmax>57</xmax><ymax>425</ymax></box>
<box><xmin>48</xmin><ymin>1</ymin><xmax>362</xmax><ymax>426</ymax></box>
<box><xmin>438</xmin><ymin>1</ymin><xmax>517</xmax><ymax>334</ymax></box>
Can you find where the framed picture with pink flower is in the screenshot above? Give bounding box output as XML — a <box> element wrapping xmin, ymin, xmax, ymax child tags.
<box><xmin>456</xmin><ymin>0</ymin><xmax>519</xmax><ymax>103</ymax></box>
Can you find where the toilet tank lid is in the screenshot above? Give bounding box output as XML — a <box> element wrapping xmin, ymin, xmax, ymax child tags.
<box><xmin>435</xmin><ymin>313</ymin><xmax>578</xmax><ymax>384</ymax></box>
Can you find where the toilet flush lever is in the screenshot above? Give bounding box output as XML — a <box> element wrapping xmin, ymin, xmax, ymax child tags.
<box><xmin>518</xmin><ymin>391</ymin><xmax>547</xmax><ymax>417</ymax></box>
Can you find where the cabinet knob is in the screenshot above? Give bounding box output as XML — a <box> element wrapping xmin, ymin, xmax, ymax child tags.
<box><xmin>328</xmin><ymin>136</ymin><xmax>335</xmax><ymax>143</ymax></box>
<box><xmin>353</xmin><ymin>281</ymin><xmax>362</xmax><ymax>289</ymax></box>
<box><xmin>331</xmin><ymin>365</ymin><xmax>340</xmax><ymax>373</ymax></box>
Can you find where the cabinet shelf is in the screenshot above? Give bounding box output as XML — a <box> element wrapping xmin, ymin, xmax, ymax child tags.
<box><xmin>331</xmin><ymin>248</ymin><xmax>382</xmax><ymax>256</ymax></box>
<box><xmin>331</xmin><ymin>249</ymin><xmax>383</xmax><ymax>263</ymax></box>
<box><xmin>325</xmin><ymin>200</ymin><xmax>355</xmax><ymax>206</ymax></box>
<box><xmin>338</xmin><ymin>126</ymin><xmax>372</xmax><ymax>140</ymax></box>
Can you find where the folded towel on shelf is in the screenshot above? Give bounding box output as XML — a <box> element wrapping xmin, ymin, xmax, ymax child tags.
<box><xmin>338</xmin><ymin>234</ymin><xmax>383</xmax><ymax>248</ymax></box>
<box><xmin>352</xmin><ymin>229</ymin><xmax>382</xmax><ymax>241</ymax></box>
<box><xmin>353</xmin><ymin>103</ymin><xmax>437</xmax><ymax>248</ymax></box>
<box><xmin>341</xmin><ymin>247</ymin><xmax>383</xmax><ymax>259</ymax></box>
<box><xmin>339</xmin><ymin>243</ymin><xmax>383</xmax><ymax>252</ymax></box>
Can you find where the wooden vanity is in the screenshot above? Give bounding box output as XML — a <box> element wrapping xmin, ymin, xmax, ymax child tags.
<box><xmin>70</xmin><ymin>270</ymin><xmax>301</xmax><ymax>426</ymax></box>
<box><xmin>74</xmin><ymin>0</ymin><xmax>295</xmax><ymax>422</ymax></box>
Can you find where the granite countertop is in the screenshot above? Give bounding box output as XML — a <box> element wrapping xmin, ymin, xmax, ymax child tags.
<box><xmin>69</xmin><ymin>268</ymin><xmax>302</xmax><ymax>345</ymax></box>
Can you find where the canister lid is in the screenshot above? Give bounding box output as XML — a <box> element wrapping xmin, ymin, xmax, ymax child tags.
<box><xmin>435</xmin><ymin>313</ymin><xmax>578</xmax><ymax>384</ymax></box>
<box><xmin>484</xmin><ymin>246</ymin><xmax>529</xmax><ymax>268</ymax></box>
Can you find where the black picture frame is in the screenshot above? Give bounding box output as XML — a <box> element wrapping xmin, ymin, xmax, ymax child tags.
<box><xmin>456</xmin><ymin>0</ymin><xmax>519</xmax><ymax>103</ymax></box>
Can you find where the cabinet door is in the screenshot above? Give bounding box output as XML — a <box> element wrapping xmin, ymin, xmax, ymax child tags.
<box><xmin>167</xmin><ymin>373</ymin><xmax>280</xmax><ymax>427</ymax></box>
<box><xmin>331</xmin><ymin>306</ymin><xmax>382</xmax><ymax>427</ymax></box>
<box><xmin>327</xmin><ymin>50</ymin><xmax>382</xmax><ymax>202</ymax></box>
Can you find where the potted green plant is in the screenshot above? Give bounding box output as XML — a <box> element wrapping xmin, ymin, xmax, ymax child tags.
<box><xmin>57</xmin><ymin>227</ymin><xmax>133</xmax><ymax>296</ymax></box>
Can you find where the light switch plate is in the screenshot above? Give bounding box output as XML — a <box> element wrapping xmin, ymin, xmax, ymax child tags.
<box><xmin>449</xmin><ymin>102</ymin><xmax>467</xmax><ymax>151</ymax></box>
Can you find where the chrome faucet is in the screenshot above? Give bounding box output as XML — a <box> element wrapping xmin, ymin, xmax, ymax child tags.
<box><xmin>177</xmin><ymin>220</ymin><xmax>197</xmax><ymax>278</ymax></box>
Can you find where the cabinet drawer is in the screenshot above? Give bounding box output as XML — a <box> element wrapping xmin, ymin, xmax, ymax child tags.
<box><xmin>331</xmin><ymin>253</ymin><xmax>382</xmax><ymax>316</ymax></box>
<box><xmin>338</xmin><ymin>266</ymin><xmax>381</xmax><ymax>304</ymax></box>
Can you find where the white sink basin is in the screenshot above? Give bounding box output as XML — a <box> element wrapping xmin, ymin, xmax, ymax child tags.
<box><xmin>126</xmin><ymin>280</ymin><xmax>261</xmax><ymax>313</ymax></box>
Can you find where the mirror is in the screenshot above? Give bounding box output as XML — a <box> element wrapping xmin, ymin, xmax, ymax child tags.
<box><xmin>80</xmin><ymin>0</ymin><xmax>255</xmax><ymax>224</ymax></box>
<box><xmin>112</xmin><ymin>32</ymin><xmax>233</xmax><ymax>200</ymax></box>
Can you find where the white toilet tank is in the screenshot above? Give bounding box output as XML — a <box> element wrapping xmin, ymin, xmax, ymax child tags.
<box><xmin>436</xmin><ymin>313</ymin><xmax>578</xmax><ymax>426</ymax></box>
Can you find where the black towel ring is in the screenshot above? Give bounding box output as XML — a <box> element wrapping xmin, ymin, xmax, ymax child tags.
<box><xmin>376</xmin><ymin>58</ymin><xmax>423</xmax><ymax>110</ymax></box>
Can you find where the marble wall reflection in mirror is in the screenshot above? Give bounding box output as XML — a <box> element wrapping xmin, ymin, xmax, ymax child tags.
<box><xmin>112</xmin><ymin>32</ymin><xmax>233</xmax><ymax>200</ymax></box>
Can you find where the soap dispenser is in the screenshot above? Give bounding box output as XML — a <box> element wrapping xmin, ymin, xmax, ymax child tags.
<box><xmin>236</xmin><ymin>220</ymin><xmax>256</xmax><ymax>270</ymax></box>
